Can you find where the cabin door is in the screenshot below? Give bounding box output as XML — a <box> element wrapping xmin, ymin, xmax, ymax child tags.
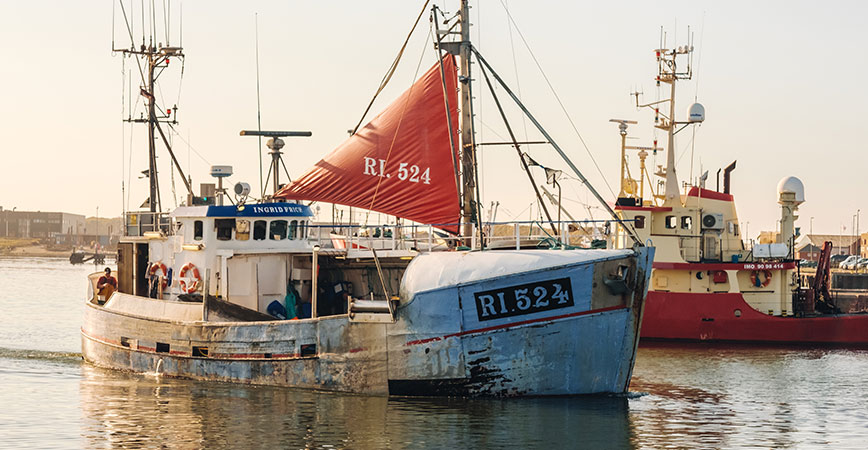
<box><xmin>117</xmin><ymin>242</ymin><xmax>134</xmax><ymax>294</ymax></box>
<box><xmin>226</xmin><ymin>255</ymin><xmax>287</xmax><ymax>314</ymax></box>
<box><xmin>134</xmin><ymin>243</ymin><xmax>149</xmax><ymax>296</ymax></box>
<box><xmin>702</xmin><ymin>235</ymin><xmax>721</xmax><ymax>261</ymax></box>
<box><xmin>256</xmin><ymin>256</ymin><xmax>287</xmax><ymax>314</ymax></box>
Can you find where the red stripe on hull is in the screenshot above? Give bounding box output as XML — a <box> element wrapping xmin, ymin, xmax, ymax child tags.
<box><xmin>641</xmin><ymin>291</ymin><xmax>868</xmax><ymax>344</ymax></box>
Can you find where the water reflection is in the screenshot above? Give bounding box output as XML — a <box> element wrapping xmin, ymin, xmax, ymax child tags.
<box><xmin>5</xmin><ymin>258</ymin><xmax>868</xmax><ymax>449</ymax></box>
<box><xmin>79</xmin><ymin>365</ymin><xmax>634</xmax><ymax>449</ymax></box>
<box><xmin>628</xmin><ymin>342</ymin><xmax>868</xmax><ymax>449</ymax></box>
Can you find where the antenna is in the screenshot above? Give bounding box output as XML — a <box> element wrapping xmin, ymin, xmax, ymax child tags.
<box><xmin>240</xmin><ymin>130</ymin><xmax>313</xmax><ymax>199</ymax></box>
<box><xmin>114</xmin><ymin>0</ymin><xmax>192</xmax><ymax>213</ymax></box>
<box><xmin>254</xmin><ymin>13</ymin><xmax>264</xmax><ymax>198</ymax></box>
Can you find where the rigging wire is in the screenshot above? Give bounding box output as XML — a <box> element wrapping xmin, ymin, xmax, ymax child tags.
<box><xmin>496</xmin><ymin>0</ymin><xmax>617</xmax><ymax>200</ymax></box>
<box><xmin>117</xmin><ymin>0</ymin><xmax>147</xmax><ymax>84</ymax></box>
<box><xmin>350</xmin><ymin>0</ymin><xmax>431</xmax><ymax>135</ymax></box>
<box><xmin>127</xmin><ymin>72</ymin><xmax>136</xmax><ymax>211</ymax></box>
<box><xmin>166</xmin><ymin>124</ymin><xmax>211</xmax><ymax>166</ymax></box>
<box><xmin>121</xmin><ymin>55</ymin><xmax>126</xmax><ymax>214</ymax></box>
<box><xmin>688</xmin><ymin>12</ymin><xmax>706</xmax><ymax>185</ymax></box>
<box><xmin>503</xmin><ymin>1</ymin><xmax>530</xmax><ymax>148</ymax></box>
<box><xmin>475</xmin><ymin>0</ymin><xmax>485</xmax><ymax>212</ymax></box>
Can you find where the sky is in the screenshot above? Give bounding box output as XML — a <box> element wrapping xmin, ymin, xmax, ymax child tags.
<box><xmin>1</xmin><ymin>0</ymin><xmax>866</xmax><ymax>238</ymax></box>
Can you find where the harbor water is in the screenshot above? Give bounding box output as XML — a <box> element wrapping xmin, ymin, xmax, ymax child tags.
<box><xmin>1</xmin><ymin>257</ymin><xmax>867</xmax><ymax>449</ymax></box>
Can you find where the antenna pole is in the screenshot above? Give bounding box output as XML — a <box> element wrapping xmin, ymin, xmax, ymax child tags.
<box><xmin>254</xmin><ymin>14</ymin><xmax>265</xmax><ymax>198</ymax></box>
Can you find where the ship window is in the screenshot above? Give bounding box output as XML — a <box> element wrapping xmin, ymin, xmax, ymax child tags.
<box><xmin>270</xmin><ymin>220</ymin><xmax>288</xmax><ymax>240</ymax></box>
<box><xmin>299</xmin><ymin>220</ymin><xmax>306</xmax><ymax>238</ymax></box>
<box><xmin>192</xmin><ymin>346</ymin><xmax>209</xmax><ymax>357</ymax></box>
<box><xmin>194</xmin><ymin>220</ymin><xmax>203</xmax><ymax>240</ymax></box>
<box><xmin>289</xmin><ymin>220</ymin><xmax>298</xmax><ymax>240</ymax></box>
<box><xmin>215</xmin><ymin>219</ymin><xmax>235</xmax><ymax>241</ymax></box>
<box><xmin>730</xmin><ymin>222</ymin><xmax>739</xmax><ymax>235</ymax></box>
<box><xmin>156</xmin><ymin>342</ymin><xmax>170</xmax><ymax>353</ymax></box>
<box><xmin>681</xmin><ymin>216</ymin><xmax>692</xmax><ymax>230</ymax></box>
<box><xmin>236</xmin><ymin>220</ymin><xmax>250</xmax><ymax>241</ymax></box>
<box><xmin>665</xmin><ymin>216</ymin><xmax>677</xmax><ymax>229</ymax></box>
<box><xmin>634</xmin><ymin>216</ymin><xmax>645</xmax><ymax>229</ymax></box>
<box><xmin>253</xmin><ymin>220</ymin><xmax>267</xmax><ymax>240</ymax></box>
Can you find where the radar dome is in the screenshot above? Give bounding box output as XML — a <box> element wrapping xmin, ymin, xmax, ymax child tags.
<box><xmin>688</xmin><ymin>103</ymin><xmax>705</xmax><ymax>123</ymax></box>
<box><xmin>777</xmin><ymin>176</ymin><xmax>805</xmax><ymax>204</ymax></box>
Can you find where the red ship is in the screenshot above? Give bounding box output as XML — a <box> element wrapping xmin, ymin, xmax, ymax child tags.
<box><xmin>611</xmin><ymin>42</ymin><xmax>868</xmax><ymax>345</ymax></box>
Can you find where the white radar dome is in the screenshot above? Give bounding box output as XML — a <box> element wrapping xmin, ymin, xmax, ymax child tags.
<box><xmin>688</xmin><ymin>103</ymin><xmax>705</xmax><ymax>123</ymax></box>
<box><xmin>210</xmin><ymin>165</ymin><xmax>233</xmax><ymax>177</ymax></box>
<box><xmin>777</xmin><ymin>176</ymin><xmax>805</xmax><ymax>204</ymax></box>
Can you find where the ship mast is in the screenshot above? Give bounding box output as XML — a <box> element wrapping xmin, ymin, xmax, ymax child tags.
<box><xmin>458</xmin><ymin>0</ymin><xmax>479</xmax><ymax>242</ymax></box>
<box><xmin>114</xmin><ymin>2</ymin><xmax>193</xmax><ymax>214</ymax></box>
<box><xmin>639</xmin><ymin>40</ymin><xmax>695</xmax><ymax>206</ymax></box>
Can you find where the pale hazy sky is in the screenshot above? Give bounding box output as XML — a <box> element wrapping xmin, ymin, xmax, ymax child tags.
<box><xmin>1</xmin><ymin>1</ymin><xmax>866</xmax><ymax>237</ymax></box>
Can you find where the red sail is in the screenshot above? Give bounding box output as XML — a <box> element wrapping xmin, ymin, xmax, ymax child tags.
<box><xmin>275</xmin><ymin>55</ymin><xmax>461</xmax><ymax>233</ymax></box>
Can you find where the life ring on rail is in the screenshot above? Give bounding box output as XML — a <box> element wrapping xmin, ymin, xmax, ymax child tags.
<box><xmin>178</xmin><ymin>262</ymin><xmax>202</xmax><ymax>293</ymax></box>
<box><xmin>148</xmin><ymin>262</ymin><xmax>168</xmax><ymax>290</ymax></box>
<box><xmin>750</xmin><ymin>269</ymin><xmax>772</xmax><ymax>288</ymax></box>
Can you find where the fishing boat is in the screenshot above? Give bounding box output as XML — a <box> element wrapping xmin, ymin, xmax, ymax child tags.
<box><xmin>611</xmin><ymin>41</ymin><xmax>868</xmax><ymax>345</ymax></box>
<box><xmin>82</xmin><ymin>2</ymin><xmax>654</xmax><ymax>396</ymax></box>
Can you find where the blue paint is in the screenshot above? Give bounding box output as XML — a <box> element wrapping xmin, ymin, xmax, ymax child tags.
<box><xmin>207</xmin><ymin>204</ymin><xmax>313</xmax><ymax>218</ymax></box>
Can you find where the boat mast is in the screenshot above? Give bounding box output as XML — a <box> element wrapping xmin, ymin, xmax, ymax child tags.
<box><xmin>146</xmin><ymin>55</ymin><xmax>159</xmax><ymax>213</ymax></box>
<box><xmin>458</xmin><ymin>0</ymin><xmax>478</xmax><ymax>242</ymax></box>
<box><xmin>650</xmin><ymin>42</ymin><xmax>694</xmax><ymax>206</ymax></box>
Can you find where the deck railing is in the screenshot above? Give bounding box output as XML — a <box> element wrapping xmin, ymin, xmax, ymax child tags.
<box><xmin>304</xmin><ymin>220</ymin><xmax>610</xmax><ymax>253</ymax></box>
<box><xmin>124</xmin><ymin>211</ymin><xmax>172</xmax><ymax>237</ymax></box>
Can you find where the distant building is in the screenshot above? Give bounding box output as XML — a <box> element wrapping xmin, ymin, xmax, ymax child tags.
<box><xmin>0</xmin><ymin>209</ymin><xmax>85</xmax><ymax>239</ymax></box>
<box><xmin>795</xmin><ymin>234</ymin><xmax>860</xmax><ymax>261</ymax></box>
<box><xmin>862</xmin><ymin>232</ymin><xmax>868</xmax><ymax>258</ymax></box>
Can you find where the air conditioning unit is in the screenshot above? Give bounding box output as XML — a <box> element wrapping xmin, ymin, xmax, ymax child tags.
<box><xmin>701</xmin><ymin>213</ymin><xmax>724</xmax><ymax>230</ymax></box>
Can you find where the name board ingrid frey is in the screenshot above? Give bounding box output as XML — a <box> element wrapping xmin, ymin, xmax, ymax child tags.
<box><xmin>206</xmin><ymin>205</ymin><xmax>313</xmax><ymax>218</ymax></box>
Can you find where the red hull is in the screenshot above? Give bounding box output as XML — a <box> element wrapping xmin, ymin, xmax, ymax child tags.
<box><xmin>641</xmin><ymin>291</ymin><xmax>868</xmax><ymax>344</ymax></box>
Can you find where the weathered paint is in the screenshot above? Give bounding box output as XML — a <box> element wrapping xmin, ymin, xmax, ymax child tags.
<box><xmin>82</xmin><ymin>247</ymin><xmax>654</xmax><ymax>397</ymax></box>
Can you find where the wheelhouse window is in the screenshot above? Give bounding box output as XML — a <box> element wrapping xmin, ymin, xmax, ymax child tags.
<box><xmin>298</xmin><ymin>220</ymin><xmax>306</xmax><ymax>239</ymax></box>
<box><xmin>634</xmin><ymin>215</ymin><xmax>645</xmax><ymax>229</ymax></box>
<box><xmin>681</xmin><ymin>216</ymin><xmax>692</xmax><ymax>230</ymax></box>
<box><xmin>194</xmin><ymin>220</ymin><xmax>203</xmax><ymax>241</ymax></box>
<box><xmin>236</xmin><ymin>220</ymin><xmax>250</xmax><ymax>241</ymax></box>
<box><xmin>253</xmin><ymin>220</ymin><xmax>267</xmax><ymax>241</ymax></box>
<box><xmin>665</xmin><ymin>216</ymin><xmax>677</xmax><ymax>229</ymax></box>
<box><xmin>288</xmin><ymin>220</ymin><xmax>298</xmax><ymax>240</ymax></box>
<box><xmin>270</xmin><ymin>220</ymin><xmax>288</xmax><ymax>240</ymax></box>
<box><xmin>215</xmin><ymin>219</ymin><xmax>235</xmax><ymax>241</ymax></box>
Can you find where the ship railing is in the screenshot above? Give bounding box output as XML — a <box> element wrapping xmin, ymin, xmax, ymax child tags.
<box><xmin>305</xmin><ymin>220</ymin><xmax>614</xmax><ymax>253</ymax></box>
<box><xmin>124</xmin><ymin>211</ymin><xmax>172</xmax><ymax>237</ymax></box>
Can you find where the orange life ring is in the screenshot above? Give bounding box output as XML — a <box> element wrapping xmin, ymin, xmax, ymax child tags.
<box><xmin>178</xmin><ymin>262</ymin><xmax>201</xmax><ymax>293</ymax></box>
<box><xmin>148</xmin><ymin>262</ymin><xmax>168</xmax><ymax>290</ymax></box>
<box><xmin>750</xmin><ymin>269</ymin><xmax>772</xmax><ymax>288</ymax></box>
